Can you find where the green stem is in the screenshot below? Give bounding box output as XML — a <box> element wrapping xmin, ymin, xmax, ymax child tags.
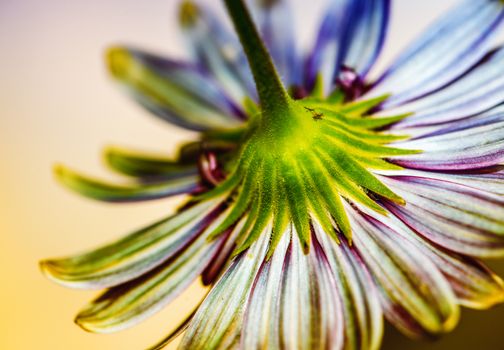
<box><xmin>223</xmin><ymin>0</ymin><xmax>290</xmax><ymax>114</ymax></box>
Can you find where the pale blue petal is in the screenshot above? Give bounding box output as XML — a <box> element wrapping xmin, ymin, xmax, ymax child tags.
<box><xmin>386</xmin><ymin>48</ymin><xmax>504</xmax><ymax>128</ymax></box>
<box><xmin>110</xmin><ymin>47</ymin><xmax>244</xmax><ymax>131</ymax></box>
<box><xmin>181</xmin><ymin>3</ymin><xmax>257</xmax><ymax>103</ymax></box>
<box><xmin>371</xmin><ymin>0</ymin><xmax>504</xmax><ymax>107</ymax></box>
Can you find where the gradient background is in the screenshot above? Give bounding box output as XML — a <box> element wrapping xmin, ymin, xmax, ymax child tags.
<box><xmin>2</xmin><ymin>0</ymin><xmax>504</xmax><ymax>349</ymax></box>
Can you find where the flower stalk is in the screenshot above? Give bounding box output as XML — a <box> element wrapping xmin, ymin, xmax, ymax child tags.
<box><xmin>223</xmin><ymin>0</ymin><xmax>290</xmax><ymax>116</ymax></box>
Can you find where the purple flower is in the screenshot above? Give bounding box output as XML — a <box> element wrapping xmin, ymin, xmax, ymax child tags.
<box><xmin>42</xmin><ymin>0</ymin><xmax>504</xmax><ymax>348</ymax></box>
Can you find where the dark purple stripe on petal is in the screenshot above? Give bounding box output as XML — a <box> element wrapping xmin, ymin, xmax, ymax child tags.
<box><xmin>381</xmin><ymin>175</ymin><xmax>504</xmax><ymax>258</ymax></box>
<box><xmin>390</xmin><ymin>115</ymin><xmax>504</xmax><ymax>171</ymax></box>
<box><xmin>369</xmin><ymin>0</ymin><xmax>504</xmax><ymax>107</ymax></box>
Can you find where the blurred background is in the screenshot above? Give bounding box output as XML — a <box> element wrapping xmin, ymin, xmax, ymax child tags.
<box><xmin>1</xmin><ymin>0</ymin><xmax>504</xmax><ymax>349</ymax></box>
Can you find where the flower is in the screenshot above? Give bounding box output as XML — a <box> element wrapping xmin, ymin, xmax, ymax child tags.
<box><xmin>41</xmin><ymin>0</ymin><xmax>504</xmax><ymax>349</ymax></box>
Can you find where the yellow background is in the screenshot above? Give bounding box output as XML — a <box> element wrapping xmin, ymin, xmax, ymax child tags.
<box><xmin>1</xmin><ymin>0</ymin><xmax>504</xmax><ymax>349</ymax></box>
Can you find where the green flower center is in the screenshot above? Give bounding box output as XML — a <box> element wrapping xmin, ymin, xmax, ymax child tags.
<box><xmin>202</xmin><ymin>89</ymin><xmax>418</xmax><ymax>256</ymax></box>
<box><xmin>191</xmin><ymin>0</ymin><xmax>421</xmax><ymax>256</ymax></box>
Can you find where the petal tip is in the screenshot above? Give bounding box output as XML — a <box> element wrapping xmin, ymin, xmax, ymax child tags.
<box><xmin>179</xmin><ymin>0</ymin><xmax>199</xmax><ymax>28</ymax></box>
<box><xmin>106</xmin><ymin>46</ymin><xmax>133</xmax><ymax>80</ymax></box>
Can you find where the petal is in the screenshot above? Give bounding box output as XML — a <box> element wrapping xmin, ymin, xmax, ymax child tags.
<box><xmin>400</xmin><ymin>104</ymin><xmax>504</xmax><ymax>139</ymax></box>
<box><xmin>277</xmin><ymin>228</ymin><xmax>324</xmax><ymax>349</ymax></box>
<box><xmin>387</xmin><ymin>48</ymin><xmax>504</xmax><ymax>128</ymax></box>
<box><xmin>40</xmin><ymin>199</ymin><xmax>222</xmax><ymax>289</ymax></box>
<box><xmin>368</xmin><ymin>211</ymin><xmax>504</xmax><ymax>310</ymax></box>
<box><xmin>314</xmin><ymin>221</ymin><xmax>383</xmax><ymax>350</ymax></box>
<box><xmin>347</xmin><ymin>204</ymin><xmax>460</xmax><ymax>338</ymax></box>
<box><xmin>108</xmin><ymin>46</ymin><xmax>244</xmax><ymax>131</ymax></box>
<box><xmin>54</xmin><ymin>165</ymin><xmax>200</xmax><ymax>202</ymax></box>
<box><xmin>74</xmin><ymin>228</ymin><xmax>226</xmax><ymax>333</ymax></box>
<box><xmin>305</xmin><ymin>0</ymin><xmax>390</xmax><ymax>92</ymax></box>
<box><xmin>247</xmin><ymin>0</ymin><xmax>302</xmax><ymax>86</ymax></box>
<box><xmin>241</xmin><ymin>227</ymin><xmax>292</xmax><ymax>349</ymax></box>
<box><xmin>371</xmin><ymin>0</ymin><xmax>504</xmax><ymax>107</ymax></box>
<box><xmin>381</xmin><ymin>175</ymin><xmax>504</xmax><ymax>258</ymax></box>
<box><xmin>179</xmin><ymin>222</ymin><xmax>270</xmax><ymax>349</ymax></box>
<box><xmin>179</xmin><ymin>1</ymin><xmax>256</xmax><ymax>103</ymax></box>
<box><xmin>374</xmin><ymin>168</ymin><xmax>504</xmax><ymax>196</ymax></box>
<box><xmin>305</xmin><ymin>0</ymin><xmax>349</xmax><ymax>92</ymax></box>
<box><xmin>340</xmin><ymin>0</ymin><xmax>390</xmax><ymax>77</ymax></box>
<box><xmin>390</xmin><ymin>112</ymin><xmax>504</xmax><ymax>171</ymax></box>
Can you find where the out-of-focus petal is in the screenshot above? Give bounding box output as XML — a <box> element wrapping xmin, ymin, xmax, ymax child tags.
<box><xmin>108</xmin><ymin>47</ymin><xmax>244</xmax><ymax>131</ymax></box>
<box><xmin>54</xmin><ymin>165</ymin><xmax>200</xmax><ymax>202</ymax></box>
<box><xmin>74</xmin><ymin>227</ymin><xmax>227</xmax><ymax>333</ymax></box>
<box><xmin>305</xmin><ymin>0</ymin><xmax>390</xmax><ymax>93</ymax></box>
<box><xmin>371</xmin><ymin>0</ymin><xmax>504</xmax><ymax>107</ymax></box>
<box><xmin>381</xmin><ymin>176</ymin><xmax>504</xmax><ymax>258</ymax></box>
<box><xmin>347</xmin><ymin>204</ymin><xmax>460</xmax><ymax>338</ymax></box>
<box><xmin>247</xmin><ymin>0</ymin><xmax>301</xmax><ymax>86</ymax></box>
<box><xmin>179</xmin><ymin>223</ymin><xmax>270</xmax><ymax>349</ymax></box>
<box><xmin>104</xmin><ymin>146</ymin><xmax>198</xmax><ymax>181</ymax></box>
<box><xmin>179</xmin><ymin>1</ymin><xmax>256</xmax><ymax>104</ymax></box>
<box><xmin>40</xmin><ymin>199</ymin><xmax>222</xmax><ymax>289</ymax></box>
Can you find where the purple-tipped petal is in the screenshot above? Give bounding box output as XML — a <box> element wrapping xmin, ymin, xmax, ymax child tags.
<box><xmin>370</xmin><ymin>0</ymin><xmax>504</xmax><ymax>107</ymax></box>
<box><xmin>340</xmin><ymin>0</ymin><xmax>390</xmax><ymax>77</ymax></box>
<box><xmin>304</xmin><ymin>0</ymin><xmax>347</xmax><ymax>92</ymax></box>
<box><xmin>375</xmin><ymin>168</ymin><xmax>504</xmax><ymax>196</ymax></box>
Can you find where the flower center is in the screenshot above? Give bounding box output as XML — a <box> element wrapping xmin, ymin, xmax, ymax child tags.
<box><xmin>200</xmin><ymin>93</ymin><xmax>418</xmax><ymax>256</ymax></box>
<box><xmin>196</xmin><ymin>0</ymin><xmax>419</xmax><ymax>256</ymax></box>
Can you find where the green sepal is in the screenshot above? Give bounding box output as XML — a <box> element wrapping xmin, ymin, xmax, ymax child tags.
<box><xmin>267</xmin><ymin>189</ymin><xmax>290</xmax><ymax>259</ymax></box>
<box><xmin>340</xmin><ymin>94</ymin><xmax>390</xmax><ymax>117</ymax></box>
<box><xmin>207</xmin><ymin>155</ymin><xmax>260</xmax><ymax>239</ymax></box>
<box><xmin>233</xmin><ymin>160</ymin><xmax>274</xmax><ymax>255</ymax></box>
<box><xmin>282</xmin><ymin>162</ymin><xmax>311</xmax><ymax>253</ymax></box>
